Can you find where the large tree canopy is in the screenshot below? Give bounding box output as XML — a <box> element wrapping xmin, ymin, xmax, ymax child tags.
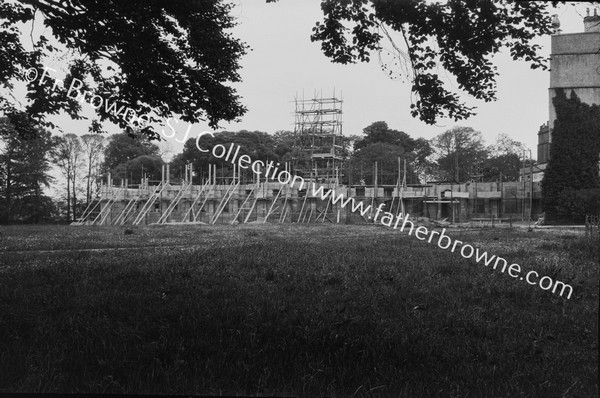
<box><xmin>347</xmin><ymin>142</ymin><xmax>419</xmax><ymax>186</ymax></box>
<box><xmin>1</xmin><ymin>0</ymin><xmax>247</xmax><ymax>140</ymax></box>
<box><xmin>350</xmin><ymin>121</ymin><xmax>431</xmax><ymax>184</ymax></box>
<box><xmin>481</xmin><ymin>133</ymin><xmax>528</xmax><ymax>182</ymax></box>
<box><xmin>355</xmin><ymin>121</ymin><xmax>413</xmax><ymax>151</ymax></box>
<box><xmin>103</xmin><ymin>132</ymin><xmax>161</xmax><ymax>172</ymax></box>
<box><xmin>174</xmin><ymin>130</ymin><xmax>280</xmax><ymax>182</ymax></box>
<box><xmin>429</xmin><ymin>126</ymin><xmax>488</xmax><ymax>182</ymax></box>
<box><xmin>268</xmin><ymin>0</ymin><xmax>571</xmax><ymax>124</ymax></box>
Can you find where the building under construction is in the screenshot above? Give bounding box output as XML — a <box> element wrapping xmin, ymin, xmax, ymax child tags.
<box><xmin>75</xmin><ymin>94</ymin><xmax>542</xmax><ymax>226</ymax></box>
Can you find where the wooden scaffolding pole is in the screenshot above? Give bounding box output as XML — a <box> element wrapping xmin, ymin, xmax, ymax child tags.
<box><xmin>113</xmin><ymin>194</ymin><xmax>140</xmax><ymax>225</ymax></box>
<box><xmin>192</xmin><ymin>180</ymin><xmax>216</xmax><ymax>222</ymax></box>
<box><xmin>264</xmin><ymin>186</ymin><xmax>283</xmax><ymax>223</ymax></box>
<box><xmin>297</xmin><ymin>190</ymin><xmax>309</xmax><ymax>223</ymax></box>
<box><xmin>210</xmin><ymin>176</ymin><xmax>239</xmax><ymax>225</ymax></box>
<box><xmin>76</xmin><ymin>185</ymin><xmax>102</xmax><ymax>225</ymax></box>
<box><xmin>243</xmin><ymin>181</ymin><xmax>261</xmax><ymax>224</ymax></box>
<box><xmin>93</xmin><ymin>188</ymin><xmax>121</xmax><ymax>226</ymax></box>
<box><xmin>132</xmin><ymin>182</ymin><xmax>167</xmax><ymax>225</ymax></box>
<box><xmin>182</xmin><ymin>180</ymin><xmax>209</xmax><ymax>222</ymax></box>
<box><xmin>232</xmin><ymin>180</ymin><xmax>259</xmax><ymax>224</ymax></box>
<box><xmin>156</xmin><ymin>181</ymin><xmax>192</xmax><ymax>224</ymax></box>
<box><xmin>279</xmin><ymin>186</ymin><xmax>290</xmax><ymax>223</ymax></box>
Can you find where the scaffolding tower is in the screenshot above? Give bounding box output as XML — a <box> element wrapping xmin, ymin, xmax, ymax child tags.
<box><xmin>293</xmin><ymin>92</ymin><xmax>344</xmax><ymax>184</ymax></box>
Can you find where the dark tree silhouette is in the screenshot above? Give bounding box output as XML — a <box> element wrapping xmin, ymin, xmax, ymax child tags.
<box><xmin>430</xmin><ymin>127</ymin><xmax>488</xmax><ymax>182</ymax></box>
<box><xmin>103</xmin><ymin>132</ymin><xmax>161</xmax><ymax>173</ymax></box>
<box><xmin>0</xmin><ymin>114</ymin><xmax>56</xmax><ymax>223</ymax></box>
<box><xmin>1</xmin><ymin>0</ymin><xmax>248</xmax><ymax>140</ymax></box>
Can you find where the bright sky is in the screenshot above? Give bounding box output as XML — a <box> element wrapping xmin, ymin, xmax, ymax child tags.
<box><xmin>217</xmin><ymin>1</ymin><xmax>592</xmax><ymax>155</ymax></box>
<box><xmin>9</xmin><ymin>1</ymin><xmax>596</xmax><ymax>167</ymax></box>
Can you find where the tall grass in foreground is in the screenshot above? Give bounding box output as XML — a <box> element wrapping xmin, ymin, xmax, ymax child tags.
<box><xmin>0</xmin><ymin>224</ymin><xmax>597</xmax><ymax>396</ymax></box>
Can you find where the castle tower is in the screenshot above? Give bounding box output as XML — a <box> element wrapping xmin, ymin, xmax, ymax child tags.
<box><xmin>539</xmin><ymin>9</ymin><xmax>600</xmax><ymax>165</ymax></box>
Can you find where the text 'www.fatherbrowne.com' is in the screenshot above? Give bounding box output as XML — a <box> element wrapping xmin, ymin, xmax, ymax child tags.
<box><xmin>309</xmin><ymin>184</ymin><xmax>574</xmax><ymax>299</ymax></box>
<box><xmin>202</xmin><ymin>140</ymin><xmax>574</xmax><ymax>299</ymax></box>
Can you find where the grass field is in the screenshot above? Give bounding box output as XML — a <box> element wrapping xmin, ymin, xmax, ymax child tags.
<box><xmin>0</xmin><ymin>223</ymin><xmax>597</xmax><ymax>397</ymax></box>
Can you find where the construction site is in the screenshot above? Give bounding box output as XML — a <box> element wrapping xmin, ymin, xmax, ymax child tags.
<box><xmin>74</xmin><ymin>95</ymin><xmax>542</xmax><ymax>227</ymax></box>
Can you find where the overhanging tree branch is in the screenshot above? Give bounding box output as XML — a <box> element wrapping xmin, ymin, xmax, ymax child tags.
<box><xmin>1</xmin><ymin>0</ymin><xmax>248</xmax><ymax>140</ymax></box>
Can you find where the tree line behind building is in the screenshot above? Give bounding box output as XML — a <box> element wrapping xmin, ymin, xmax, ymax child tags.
<box><xmin>0</xmin><ymin>117</ymin><xmax>535</xmax><ymax>223</ymax></box>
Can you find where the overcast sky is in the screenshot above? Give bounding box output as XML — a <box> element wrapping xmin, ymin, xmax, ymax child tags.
<box><xmin>218</xmin><ymin>1</ymin><xmax>592</xmax><ymax>154</ymax></box>
<box><xmin>25</xmin><ymin>1</ymin><xmax>597</xmax><ymax>163</ymax></box>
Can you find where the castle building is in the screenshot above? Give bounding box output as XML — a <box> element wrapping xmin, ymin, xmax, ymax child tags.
<box><xmin>535</xmin><ymin>9</ymin><xmax>600</xmax><ymax>171</ymax></box>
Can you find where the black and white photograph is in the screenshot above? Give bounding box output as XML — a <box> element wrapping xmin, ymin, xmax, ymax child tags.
<box><xmin>0</xmin><ymin>0</ymin><xmax>598</xmax><ymax>396</ymax></box>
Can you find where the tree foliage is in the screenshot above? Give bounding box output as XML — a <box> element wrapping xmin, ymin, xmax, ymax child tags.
<box><xmin>52</xmin><ymin>133</ymin><xmax>83</xmax><ymax>221</ymax></box>
<box><xmin>80</xmin><ymin>133</ymin><xmax>105</xmax><ymax>203</ymax></box>
<box><xmin>481</xmin><ymin>153</ymin><xmax>522</xmax><ymax>182</ymax></box>
<box><xmin>488</xmin><ymin>132</ymin><xmax>527</xmax><ymax>158</ymax></box>
<box><xmin>112</xmin><ymin>155</ymin><xmax>164</xmax><ymax>184</ymax></box>
<box><xmin>176</xmin><ymin>130</ymin><xmax>279</xmax><ymax>182</ymax></box>
<box><xmin>429</xmin><ymin>126</ymin><xmax>488</xmax><ymax>182</ymax></box>
<box><xmin>354</xmin><ymin>122</ymin><xmax>411</xmax><ymax>151</ymax></box>
<box><xmin>272</xmin><ymin>130</ymin><xmax>295</xmax><ymax>162</ymax></box>
<box><xmin>103</xmin><ymin>132</ymin><xmax>161</xmax><ymax>173</ymax></box>
<box><xmin>1</xmin><ymin>0</ymin><xmax>247</xmax><ymax>140</ymax></box>
<box><xmin>347</xmin><ymin>142</ymin><xmax>419</xmax><ymax>185</ymax></box>
<box><xmin>0</xmin><ymin>114</ymin><xmax>56</xmax><ymax>223</ymax></box>
<box><xmin>542</xmin><ymin>89</ymin><xmax>600</xmax><ymax>219</ymax></box>
<box><xmin>482</xmin><ymin>133</ymin><xmax>528</xmax><ymax>182</ymax></box>
<box><xmin>349</xmin><ymin>121</ymin><xmax>430</xmax><ymax>184</ymax></box>
<box><xmin>267</xmin><ymin>0</ymin><xmax>561</xmax><ymax>124</ymax></box>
